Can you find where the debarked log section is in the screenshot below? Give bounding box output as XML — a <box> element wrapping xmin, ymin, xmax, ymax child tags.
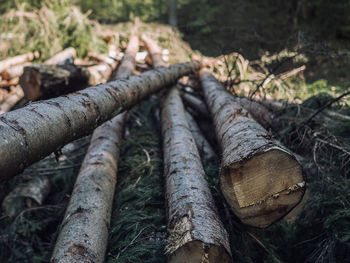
<box><xmin>0</xmin><ymin>61</ymin><xmax>201</xmax><ymax>180</ymax></box>
<box><xmin>51</xmin><ymin>32</ymin><xmax>139</xmax><ymax>263</ymax></box>
<box><xmin>200</xmin><ymin>68</ymin><xmax>305</xmax><ymax>228</ymax></box>
<box><xmin>161</xmin><ymin>88</ymin><xmax>232</xmax><ymax>263</ymax></box>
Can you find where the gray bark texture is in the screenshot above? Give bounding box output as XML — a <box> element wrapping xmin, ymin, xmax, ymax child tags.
<box><xmin>200</xmin><ymin>69</ymin><xmax>305</xmax><ymax>228</ymax></box>
<box><xmin>181</xmin><ymin>92</ymin><xmax>210</xmax><ymax>117</ymax></box>
<box><xmin>161</xmin><ymin>87</ymin><xmax>232</xmax><ymax>263</ymax></box>
<box><xmin>19</xmin><ymin>64</ymin><xmax>90</xmax><ymax>101</ymax></box>
<box><xmin>50</xmin><ymin>113</ymin><xmax>126</xmax><ymax>263</ymax></box>
<box><xmin>0</xmin><ymin>52</ymin><xmax>37</xmax><ymax>73</ymax></box>
<box><xmin>44</xmin><ymin>47</ymin><xmax>76</xmax><ymax>65</ymax></box>
<box><xmin>185</xmin><ymin>111</ymin><xmax>216</xmax><ymax>160</ymax></box>
<box><xmin>0</xmin><ymin>61</ymin><xmax>200</xmax><ymax>180</ymax></box>
<box><xmin>50</xmin><ymin>32</ymin><xmax>139</xmax><ymax>263</ymax></box>
<box><xmin>234</xmin><ymin>97</ymin><xmax>273</xmax><ymax>130</ymax></box>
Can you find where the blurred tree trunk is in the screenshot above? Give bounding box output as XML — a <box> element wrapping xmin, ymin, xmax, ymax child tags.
<box><xmin>168</xmin><ymin>0</ymin><xmax>177</xmax><ymax>27</ymax></box>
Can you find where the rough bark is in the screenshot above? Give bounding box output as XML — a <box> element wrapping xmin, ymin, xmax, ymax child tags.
<box><xmin>0</xmin><ymin>86</ymin><xmax>24</xmax><ymax>114</ymax></box>
<box><xmin>200</xmin><ymin>68</ymin><xmax>305</xmax><ymax>228</ymax></box>
<box><xmin>185</xmin><ymin>111</ymin><xmax>216</xmax><ymax>160</ymax></box>
<box><xmin>1</xmin><ymin>62</ymin><xmax>31</xmax><ymax>80</ymax></box>
<box><xmin>161</xmin><ymin>87</ymin><xmax>231</xmax><ymax>262</ymax></box>
<box><xmin>0</xmin><ymin>52</ymin><xmax>38</xmax><ymax>73</ymax></box>
<box><xmin>51</xmin><ymin>32</ymin><xmax>139</xmax><ymax>263</ymax></box>
<box><xmin>235</xmin><ymin>97</ymin><xmax>273</xmax><ymax>130</ymax></box>
<box><xmin>2</xmin><ymin>175</ymin><xmax>50</xmax><ymax>217</ymax></box>
<box><xmin>114</xmin><ymin>34</ymin><xmax>138</xmax><ymax>79</ymax></box>
<box><xmin>50</xmin><ymin>113</ymin><xmax>126</xmax><ymax>263</ymax></box>
<box><xmin>181</xmin><ymin>92</ymin><xmax>210</xmax><ymax>117</ymax></box>
<box><xmin>44</xmin><ymin>47</ymin><xmax>76</xmax><ymax>65</ymax></box>
<box><xmin>0</xmin><ymin>61</ymin><xmax>200</xmax><ymax>180</ymax></box>
<box><xmin>142</xmin><ymin>35</ymin><xmax>167</xmax><ymax>67</ymax></box>
<box><xmin>19</xmin><ymin>64</ymin><xmax>90</xmax><ymax>101</ymax></box>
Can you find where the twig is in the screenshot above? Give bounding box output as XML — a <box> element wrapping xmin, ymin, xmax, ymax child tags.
<box><xmin>316</xmin><ymin>138</ymin><xmax>350</xmax><ymax>156</ymax></box>
<box><xmin>249</xmin><ymin>54</ymin><xmax>298</xmax><ymax>98</ymax></box>
<box><xmin>300</xmin><ymin>90</ymin><xmax>350</xmax><ymax>126</ymax></box>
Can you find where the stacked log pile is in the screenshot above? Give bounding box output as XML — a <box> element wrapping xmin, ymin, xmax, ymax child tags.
<box><xmin>0</xmin><ymin>34</ymin><xmax>314</xmax><ymax>262</ymax></box>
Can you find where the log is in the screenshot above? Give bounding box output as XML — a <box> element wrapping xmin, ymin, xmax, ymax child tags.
<box><xmin>0</xmin><ymin>77</ymin><xmax>19</xmax><ymax>88</ymax></box>
<box><xmin>1</xmin><ymin>62</ymin><xmax>31</xmax><ymax>80</ymax></box>
<box><xmin>88</xmin><ymin>59</ymin><xmax>118</xmax><ymax>85</ymax></box>
<box><xmin>0</xmin><ymin>52</ymin><xmax>38</xmax><ymax>73</ymax></box>
<box><xmin>114</xmin><ymin>34</ymin><xmax>138</xmax><ymax>79</ymax></box>
<box><xmin>19</xmin><ymin>64</ymin><xmax>90</xmax><ymax>101</ymax></box>
<box><xmin>51</xmin><ymin>32</ymin><xmax>139</xmax><ymax>263</ymax></box>
<box><xmin>88</xmin><ymin>38</ymin><xmax>120</xmax><ymax>85</ymax></box>
<box><xmin>161</xmin><ymin>87</ymin><xmax>231</xmax><ymax>262</ymax></box>
<box><xmin>44</xmin><ymin>47</ymin><xmax>76</xmax><ymax>65</ymax></box>
<box><xmin>51</xmin><ymin>113</ymin><xmax>126</xmax><ymax>263</ymax></box>
<box><xmin>141</xmin><ymin>35</ymin><xmax>167</xmax><ymax>67</ymax></box>
<box><xmin>0</xmin><ymin>61</ymin><xmax>200</xmax><ymax>180</ymax></box>
<box><xmin>181</xmin><ymin>92</ymin><xmax>209</xmax><ymax>117</ymax></box>
<box><xmin>0</xmin><ymin>86</ymin><xmax>24</xmax><ymax>114</ymax></box>
<box><xmin>185</xmin><ymin>111</ymin><xmax>216</xmax><ymax>160</ymax></box>
<box><xmin>200</xmin><ymin>68</ymin><xmax>305</xmax><ymax>228</ymax></box>
<box><xmin>234</xmin><ymin>97</ymin><xmax>273</xmax><ymax>130</ymax></box>
<box><xmin>2</xmin><ymin>175</ymin><xmax>50</xmax><ymax>217</ymax></box>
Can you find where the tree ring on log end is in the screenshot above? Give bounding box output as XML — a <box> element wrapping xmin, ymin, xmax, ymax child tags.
<box><xmin>168</xmin><ymin>240</ymin><xmax>232</xmax><ymax>263</ymax></box>
<box><xmin>220</xmin><ymin>149</ymin><xmax>305</xmax><ymax>228</ymax></box>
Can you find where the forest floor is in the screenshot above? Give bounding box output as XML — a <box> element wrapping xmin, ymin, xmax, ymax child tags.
<box><xmin>0</xmin><ymin>15</ymin><xmax>349</xmax><ymax>263</ymax></box>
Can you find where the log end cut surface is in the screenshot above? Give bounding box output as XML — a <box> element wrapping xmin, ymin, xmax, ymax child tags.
<box><xmin>168</xmin><ymin>240</ymin><xmax>232</xmax><ymax>263</ymax></box>
<box><xmin>220</xmin><ymin>149</ymin><xmax>305</xmax><ymax>228</ymax></box>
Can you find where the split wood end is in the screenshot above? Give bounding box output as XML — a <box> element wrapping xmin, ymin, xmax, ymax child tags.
<box><xmin>220</xmin><ymin>149</ymin><xmax>305</xmax><ymax>228</ymax></box>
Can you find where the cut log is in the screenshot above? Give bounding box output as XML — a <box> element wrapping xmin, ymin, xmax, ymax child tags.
<box><xmin>114</xmin><ymin>34</ymin><xmax>138</xmax><ymax>79</ymax></box>
<box><xmin>51</xmin><ymin>113</ymin><xmax>126</xmax><ymax>263</ymax></box>
<box><xmin>0</xmin><ymin>86</ymin><xmax>24</xmax><ymax>114</ymax></box>
<box><xmin>88</xmin><ymin>38</ymin><xmax>120</xmax><ymax>85</ymax></box>
<box><xmin>51</xmin><ymin>32</ymin><xmax>139</xmax><ymax>263</ymax></box>
<box><xmin>44</xmin><ymin>47</ymin><xmax>76</xmax><ymax>65</ymax></box>
<box><xmin>181</xmin><ymin>92</ymin><xmax>209</xmax><ymax>117</ymax></box>
<box><xmin>0</xmin><ymin>77</ymin><xmax>19</xmax><ymax>88</ymax></box>
<box><xmin>161</xmin><ymin>87</ymin><xmax>231</xmax><ymax>262</ymax></box>
<box><xmin>141</xmin><ymin>34</ymin><xmax>167</xmax><ymax>67</ymax></box>
<box><xmin>185</xmin><ymin>111</ymin><xmax>216</xmax><ymax>160</ymax></box>
<box><xmin>1</xmin><ymin>62</ymin><xmax>31</xmax><ymax>80</ymax></box>
<box><xmin>88</xmin><ymin>59</ymin><xmax>118</xmax><ymax>85</ymax></box>
<box><xmin>0</xmin><ymin>61</ymin><xmax>200</xmax><ymax>180</ymax></box>
<box><xmin>19</xmin><ymin>64</ymin><xmax>90</xmax><ymax>101</ymax></box>
<box><xmin>234</xmin><ymin>97</ymin><xmax>273</xmax><ymax>130</ymax></box>
<box><xmin>0</xmin><ymin>52</ymin><xmax>38</xmax><ymax>73</ymax></box>
<box><xmin>200</xmin><ymin>68</ymin><xmax>305</xmax><ymax>228</ymax></box>
<box><xmin>2</xmin><ymin>175</ymin><xmax>50</xmax><ymax>218</ymax></box>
